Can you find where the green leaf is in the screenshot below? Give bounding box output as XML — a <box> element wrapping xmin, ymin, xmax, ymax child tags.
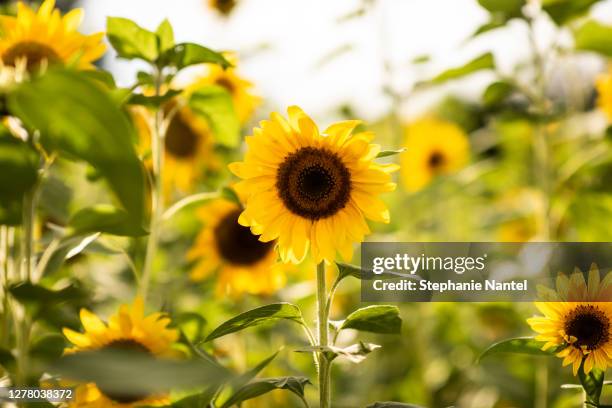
<box><xmin>81</xmin><ymin>70</ymin><xmax>117</xmax><ymax>89</ymax></box>
<box><xmin>376</xmin><ymin>148</ymin><xmax>406</xmax><ymax>158</ymax></box>
<box><xmin>340</xmin><ymin>305</ymin><xmax>402</xmax><ymax>334</ymax></box>
<box><xmin>479</xmin><ymin>337</ymin><xmax>560</xmax><ymax>361</ymax></box>
<box><xmin>204</xmin><ymin>303</ymin><xmax>304</xmax><ymax>342</ymax></box>
<box><xmin>579</xmin><ymin>365</ymin><xmax>604</xmax><ymax>405</ymax></box>
<box><xmin>230</xmin><ymin>350</ymin><xmax>280</xmax><ymax>392</ymax></box>
<box><xmin>366</xmin><ymin>403</ymin><xmax>426</xmax><ymax>408</ymax></box>
<box><xmin>161</xmin><ymin>43</ymin><xmax>231</xmax><ymax>70</ymax></box>
<box><xmin>8</xmin><ymin>69</ymin><xmax>147</xmax><ymax>233</ymax></box>
<box><xmin>39</xmin><ymin>233</ymin><xmax>100</xmax><ymax>277</ymax></box>
<box><xmin>128</xmin><ymin>89</ymin><xmax>181</xmax><ymax>108</ymax></box>
<box><xmin>0</xmin><ymin>135</ymin><xmax>39</xmax><ymax>225</ymax></box>
<box><xmin>156</xmin><ymin>19</ymin><xmax>175</xmax><ymax>54</ymax></box>
<box><xmin>220</xmin><ymin>186</ymin><xmax>241</xmax><ymax>205</ymax></box>
<box><xmin>337</xmin><ymin>262</ymin><xmax>363</xmax><ymax>280</ymax></box>
<box><xmin>471</xmin><ymin>20</ymin><xmax>506</xmax><ymax>38</ymax></box>
<box><xmin>0</xmin><ymin>347</ymin><xmax>16</xmax><ymax>372</ymax></box>
<box><xmin>428</xmin><ymin>52</ymin><xmax>495</xmax><ymax>85</ymax></box>
<box><xmin>483</xmin><ymin>81</ymin><xmax>514</xmax><ymax>107</ymax></box>
<box><xmin>189</xmin><ymin>85</ymin><xmax>240</xmax><ymax>147</ymax></box>
<box><xmin>477</xmin><ymin>0</ymin><xmax>525</xmax><ymax>16</ymax></box>
<box><xmin>543</xmin><ymin>0</ymin><xmax>602</xmax><ymax>25</ymax></box>
<box><xmin>336</xmin><ymin>262</ymin><xmax>414</xmax><ymax>282</ymax></box>
<box><xmin>170</xmin><ymin>388</ymin><xmax>217</xmax><ymax>408</ymax></box>
<box><xmin>29</xmin><ymin>334</ymin><xmax>66</xmax><ymax>362</ymax></box>
<box><xmin>574</xmin><ymin>20</ymin><xmax>612</xmax><ymax>57</ymax></box>
<box><xmin>68</xmin><ymin>205</ymin><xmax>147</xmax><ymax>237</ymax></box>
<box><xmin>9</xmin><ymin>281</ymin><xmax>88</xmax><ymax>306</ymax></box>
<box><xmin>220</xmin><ymin>377</ymin><xmax>311</xmax><ymax>408</ymax></box>
<box><xmin>296</xmin><ymin>342</ymin><xmax>381</xmax><ymax>364</ymax></box>
<box><xmin>106</xmin><ymin>17</ymin><xmax>158</xmax><ymax>62</ymax></box>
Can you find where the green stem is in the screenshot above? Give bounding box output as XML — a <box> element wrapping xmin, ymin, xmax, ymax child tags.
<box><xmin>140</xmin><ymin>68</ymin><xmax>166</xmax><ymax>302</ymax></box>
<box><xmin>316</xmin><ymin>262</ymin><xmax>331</xmax><ymax>408</ymax></box>
<box><xmin>20</xmin><ymin>189</ymin><xmax>35</xmax><ymax>282</ymax></box>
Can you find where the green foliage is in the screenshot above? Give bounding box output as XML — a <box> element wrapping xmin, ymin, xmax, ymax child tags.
<box><xmin>543</xmin><ymin>0</ymin><xmax>603</xmax><ymax>25</ymax></box>
<box><xmin>204</xmin><ymin>303</ymin><xmax>305</xmax><ymax>342</ymax></box>
<box><xmin>297</xmin><ymin>342</ymin><xmax>381</xmax><ymax>364</ymax></box>
<box><xmin>579</xmin><ymin>365</ymin><xmax>604</xmax><ymax>405</ymax></box>
<box><xmin>428</xmin><ymin>52</ymin><xmax>496</xmax><ymax>85</ymax></box>
<box><xmin>477</xmin><ymin>0</ymin><xmax>525</xmax><ymax>18</ymax></box>
<box><xmin>0</xmin><ymin>347</ymin><xmax>16</xmax><ymax>372</ymax></box>
<box><xmin>574</xmin><ymin>20</ymin><xmax>612</xmax><ymax>58</ymax></box>
<box><xmin>161</xmin><ymin>43</ymin><xmax>232</xmax><ymax>70</ymax></box>
<box><xmin>220</xmin><ymin>376</ymin><xmax>311</xmax><ymax>408</ymax></box>
<box><xmin>229</xmin><ymin>350</ymin><xmax>280</xmax><ymax>392</ymax></box>
<box><xmin>107</xmin><ymin>17</ymin><xmax>159</xmax><ymax>62</ymax></box>
<box><xmin>128</xmin><ymin>89</ymin><xmax>181</xmax><ymax>108</ymax></box>
<box><xmin>220</xmin><ymin>186</ymin><xmax>241</xmax><ymax>205</ymax></box>
<box><xmin>483</xmin><ymin>81</ymin><xmax>515</xmax><ymax>107</ymax></box>
<box><xmin>156</xmin><ymin>19</ymin><xmax>175</xmax><ymax>54</ymax></box>
<box><xmin>377</xmin><ymin>148</ymin><xmax>406</xmax><ymax>158</ymax></box>
<box><xmin>39</xmin><ymin>233</ymin><xmax>99</xmax><ymax>277</ymax></box>
<box><xmin>189</xmin><ymin>86</ymin><xmax>240</xmax><ymax>147</ymax></box>
<box><xmin>8</xmin><ymin>69</ymin><xmax>148</xmax><ymax>235</ymax></box>
<box><xmin>68</xmin><ymin>205</ymin><xmax>147</xmax><ymax>237</ymax></box>
<box><xmin>340</xmin><ymin>305</ymin><xmax>402</xmax><ymax>334</ymax></box>
<box><xmin>479</xmin><ymin>337</ymin><xmax>560</xmax><ymax>361</ymax></box>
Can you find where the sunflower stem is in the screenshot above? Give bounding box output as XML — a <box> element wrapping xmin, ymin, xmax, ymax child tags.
<box><xmin>141</xmin><ymin>67</ymin><xmax>166</xmax><ymax>302</ymax></box>
<box><xmin>316</xmin><ymin>261</ymin><xmax>331</xmax><ymax>408</ymax></box>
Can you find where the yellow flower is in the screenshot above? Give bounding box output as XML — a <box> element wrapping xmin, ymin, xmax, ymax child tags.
<box><xmin>207</xmin><ymin>0</ymin><xmax>238</xmax><ymax>16</ymax></box>
<box><xmin>527</xmin><ymin>266</ymin><xmax>612</xmax><ymax>375</ymax></box>
<box><xmin>229</xmin><ymin>106</ymin><xmax>397</xmax><ymax>264</ymax></box>
<box><xmin>187</xmin><ymin>196</ymin><xmax>285</xmax><ymax>297</ymax></box>
<box><xmin>62</xmin><ymin>298</ymin><xmax>179</xmax><ymax>407</ymax></box>
<box><xmin>190</xmin><ymin>54</ymin><xmax>260</xmax><ymax>124</ymax></box>
<box><xmin>400</xmin><ymin>117</ymin><xmax>469</xmax><ymax>192</ymax></box>
<box><xmin>0</xmin><ymin>0</ymin><xmax>105</xmax><ymax>70</ymax></box>
<box><xmin>596</xmin><ymin>68</ymin><xmax>612</xmax><ymax>121</ymax></box>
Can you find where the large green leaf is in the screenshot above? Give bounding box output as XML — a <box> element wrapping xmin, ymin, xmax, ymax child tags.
<box><xmin>220</xmin><ymin>377</ymin><xmax>311</xmax><ymax>408</ymax></box>
<box><xmin>479</xmin><ymin>337</ymin><xmax>560</xmax><ymax>361</ymax></box>
<box><xmin>161</xmin><ymin>43</ymin><xmax>231</xmax><ymax>70</ymax></box>
<box><xmin>483</xmin><ymin>81</ymin><xmax>515</xmax><ymax>107</ymax></box>
<box><xmin>67</xmin><ymin>205</ymin><xmax>147</xmax><ymax>237</ymax></box>
<box><xmin>543</xmin><ymin>0</ymin><xmax>602</xmax><ymax>25</ymax></box>
<box><xmin>429</xmin><ymin>53</ymin><xmax>495</xmax><ymax>85</ymax></box>
<box><xmin>107</xmin><ymin>17</ymin><xmax>158</xmax><ymax>62</ymax></box>
<box><xmin>0</xmin><ymin>135</ymin><xmax>39</xmax><ymax>225</ymax></box>
<box><xmin>477</xmin><ymin>0</ymin><xmax>525</xmax><ymax>17</ymax></box>
<box><xmin>204</xmin><ymin>303</ymin><xmax>304</xmax><ymax>342</ymax></box>
<box><xmin>155</xmin><ymin>19</ymin><xmax>175</xmax><ymax>54</ymax></box>
<box><xmin>189</xmin><ymin>85</ymin><xmax>240</xmax><ymax>147</ymax></box>
<box><xmin>574</xmin><ymin>20</ymin><xmax>612</xmax><ymax>58</ymax></box>
<box><xmin>340</xmin><ymin>305</ymin><xmax>402</xmax><ymax>334</ymax></box>
<box><xmin>8</xmin><ymin>69</ymin><xmax>147</xmax><ymax>235</ymax></box>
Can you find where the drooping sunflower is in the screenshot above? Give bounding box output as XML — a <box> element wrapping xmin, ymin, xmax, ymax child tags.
<box><xmin>190</xmin><ymin>54</ymin><xmax>260</xmax><ymax>124</ymax></box>
<box><xmin>0</xmin><ymin>0</ymin><xmax>105</xmax><ymax>71</ymax></box>
<box><xmin>596</xmin><ymin>68</ymin><xmax>612</xmax><ymax>122</ymax></box>
<box><xmin>400</xmin><ymin>117</ymin><xmax>469</xmax><ymax>192</ymax></box>
<box><xmin>527</xmin><ymin>265</ymin><xmax>612</xmax><ymax>375</ymax></box>
<box><xmin>187</xmin><ymin>196</ymin><xmax>285</xmax><ymax>297</ymax></box>
<box><xmin>63</xmin><ymin>298</ymin><xmax>179</xmax><ymax>407</ymax></box>
<box><xmin>229</xmin><ymin>106</ymin><xmax>397</xmax><ymax>264</ymax></box>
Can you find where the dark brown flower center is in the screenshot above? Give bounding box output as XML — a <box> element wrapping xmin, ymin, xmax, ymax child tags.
<box><xmin>428</xmin><ymin>151</ymin><xmax>445</xmax><ymax>170</ymax></box>
<box><xmin>164</xmin><ymin>112</ymin><xmax>200</xmax><ymax>159</ymax></box>
<box><xmin>213</xmin><ymin>0</ymin><xmax>237</xmax><ymax>15</ymax></box>
<box><xmin>98</xmin><ymin>339</ymin><xmax>153</xmax><ymax>403</ymax></box>
<box><xmin>2</xmin><ymin>41</ymin><xmax>60</xmax><ymax>70</ymax></box>
<box><xmin>565</xmin><ymin>305</ymin><xmax>610</xmax><ymax>351</ymax></box>
<box><xmin>214</xmin><ymin>208</ymin><xmax>274</xmax><ymax>265</ymax></box>
<box><xmin>276</xmin><ymin>147</ymin><xmax>351</xmax><ymax>220</ymax></box>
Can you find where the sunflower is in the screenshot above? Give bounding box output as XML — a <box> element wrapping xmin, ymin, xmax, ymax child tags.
<box><xmin>187</xmin><ymin>196</ymin><xmax>285</xmax><ymax>297</ymax></box>
<box><xmin>190</xmin><ymin>54</ymin><xmax>260</xmax><ymax>124</ymax></box>
<box><xmin>0</xmin><ymin>0</ymin><xmax>105</xmax><ymax>71</ymax></box>
<box><xmin>62</xmin><ymin>298</ymin><xmax>179</xmax><ymax>407</ymax></box>
<box><xmin>527</xmin><ymin>265</ymin><xmax>612</xmax><ymax>375</ymax></box>
<box><xmin>229</xmin><ymin>106</ymin><xmax>397</xmax><ymax>264</ymax></box>
<box><xmin>596</xmin><ymin>68</ymin><xmax>612</xmax><ymax>122</ymax></box>
<box><xmin>207</xmin><ymin>0</ymin><xmax>238</xmax><ymax>16</ymax></box>
<box><xmin>400</xmin><ymin>117</ymin><xmax>469</xmax><ymax>192</ymax></box>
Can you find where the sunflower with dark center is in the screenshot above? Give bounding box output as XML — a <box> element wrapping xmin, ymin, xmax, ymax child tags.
<box><xmin>0</xmin><ymin>0</ymin><xmax>105</xmax><ymax>71</ymax></box>
<box><xmin>63</xmin><ymin>298</ymin><xmax>180</xmax><ymax>407</ymax></box>
<box><xmin>401</xmin><ymin>117</ymin><xmax>469</xmax><ymax>192</ymax></box>
<box><xmin>229</xmin><ymin>106</ymin><xmax>397</xmax><ymax>264</ymax></box>
<box><xmin>528</xmin><ymin>266</ymin><xmax>612</xmax><ymax>375</ymax></box>
<box><xmin>187</xmin><ymin>196</ymin><xmax>285</xmax><ymax>297</ymax></box>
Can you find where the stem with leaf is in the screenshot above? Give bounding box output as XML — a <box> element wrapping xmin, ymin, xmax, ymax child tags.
<box><xmin>316</xmin><ymin>261</ymin><xmax>331</xmax><ymax>408</ymax></box>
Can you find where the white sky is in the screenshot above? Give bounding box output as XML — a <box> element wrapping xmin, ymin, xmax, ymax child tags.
<box><xmin>78</xmin><ymin>0</ymin><xmax>612</xmax><ymax>123</ymax></box>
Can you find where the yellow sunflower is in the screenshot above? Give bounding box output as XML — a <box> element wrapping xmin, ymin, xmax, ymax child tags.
<box><xmin>187</xmin><ymin>196</ymin><xmax>285</xmax><ymax>297</ymax></box>
<box><xmin>190</xmin><ymin>54</ymin><xmax>260</xmax><ymax>124</ymax></box>
<box><xmin>527</xmin><ymin>265</ymin><xmax>612</xmax><ymax>375</ymax></box>
<box><xmin>596</xmin><ymin>67</ymin><xmax>612</xmax><ymax>122</ymax></box>
<box><xmin>229</xmin><ymin>106</ymin><xmax>397</xmax><ymax>264</ymax></box>
<box><xmin>207</xmin><ymin>0</ymin><xmax>238</xmax><ymax>16</ymax></box>
<box><xmin>0</xmin><ymin>0</ymin><xmax>105</xmax><ymax>70</ymax></box>
<box><xmin>62</xmin><ymin>298</ymin><xmax>179</xmax><ymax>408</ymax></box>
<box><xmin>400</xmin><ymin>117</ymin><xmax>469</xmax><ymax>192</ymax></box>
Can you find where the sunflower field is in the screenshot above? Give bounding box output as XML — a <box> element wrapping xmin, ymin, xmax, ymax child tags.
<box><xmin>0</xmin><ymin>0</ymin><xmax>611</xmax><ymax>407</ymax></box>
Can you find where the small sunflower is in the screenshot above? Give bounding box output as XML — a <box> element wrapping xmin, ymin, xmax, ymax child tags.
<box><xmin>190</xmin><ymin>54</ymin><xmax>260</xmax><ymax>124</ymax></box>
<box><xmin>187</xmin><ymin>196</ymin><xmax>285</xmax><ymax>297</ymax></box>
<box><xmin>527</xmin><ymin>266</ymin><xmax>612</xmax><ymax>375</ymax></box>
<box><xmin>0</xmin><ymin>0</ymin><xmax>105</xmax><ymax>71</ymax></box>
<box><xmin>63</xmin><ymin>298</ymin><xmax>179</xmax><ymax>407</ymax></box>
<box><xmin>229</xmin><ymin>106</ymin><xmax>397</xmax><ymax>264</ymax></box>
<box><xmin>596</xmin><ymin>68</ymin><xmax>612</xmax><ymax>122</ymax></box>
<box><xmin>207</xmin><ymin>0</ymin><xmax>238</xmax><ymax>16</ymax></box>
<box><xmin>400</xmin><ymin>117</ymin><xmax>469</xmax><ymax>192</ymax></box>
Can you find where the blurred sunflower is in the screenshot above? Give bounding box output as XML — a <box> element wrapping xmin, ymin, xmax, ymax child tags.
<box><xmin>400</xmin><ymin>117</ymin><xmax>469</xmax><ymax>192</ymax></box>
<box><xmin>596</xmin><ymin>68</ymin><xmax>612</xmax><ymax>121</ymax></box>
<box><xmin>229</xmin><ymin>106</ymin><xmax>397</xmax><ymax>264</ymax></box>
<box><xmin>0</xmin><ymin>0</ymin><xmax>105</xmax><ymax>70</ymax></box>
<box><xmin>63</xmin><ymin>298</ymin><xmax>179</xmax><ymax>407</ymax></box>
<box><xmin>187</xmin><ymin>195</ymin><xmax>285</xmax><ymax>297</ymax></box>
<box><xmin>527</xmin><ymin>266</ymin><xmax>612</xmax><ymax>375</ymax></box>
<box><xmin>207</xmin><ymin>0</ymin><xmax>238</xmax><ymax>16</ymax></box>
<box><xmin>190</xmin><ymin>54</ymin><xmax>260</xmax><ymax>124</ymax></box>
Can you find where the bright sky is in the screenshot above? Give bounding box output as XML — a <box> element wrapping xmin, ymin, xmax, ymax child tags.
<box><xmin>78</xmin><ymin>0</ymin><xmax>612</xmax><ymax>123</ymax></box>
